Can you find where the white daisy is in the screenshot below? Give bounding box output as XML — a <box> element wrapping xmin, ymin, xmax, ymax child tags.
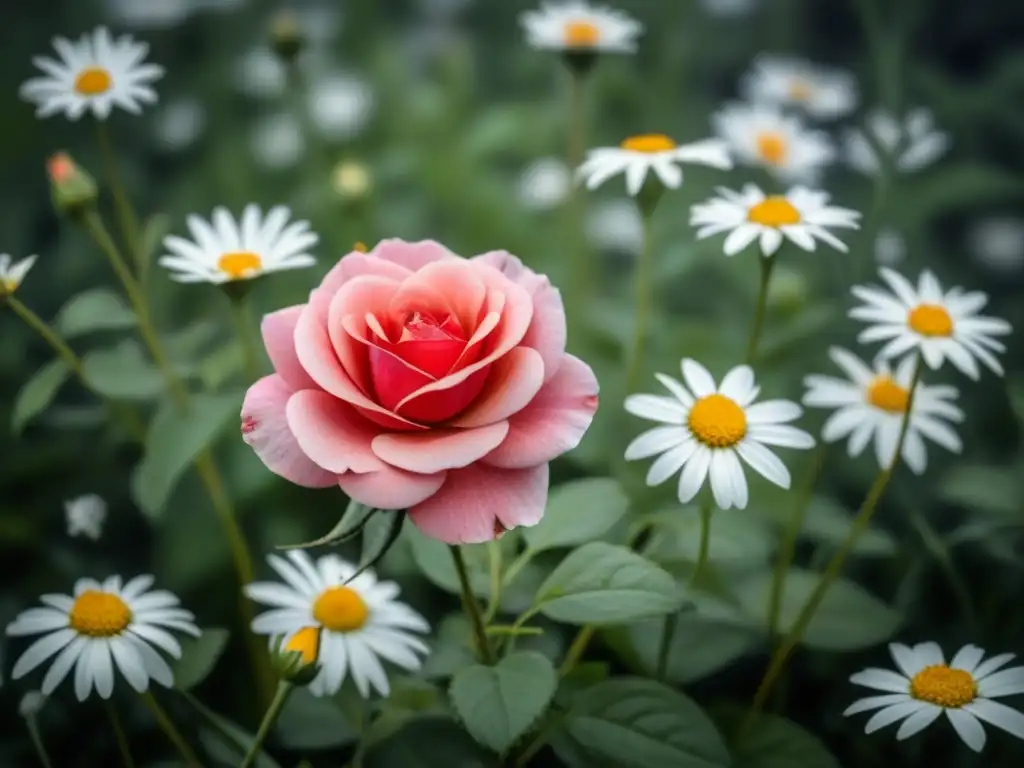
<box><xmin>519</xmin><ymin>157</ymin><xmax>571</xmax><ymax>211</ymax></box>
<box><xmin>585</xmin><ymin>198</ymin><xmax>644</xmax><ymax>255</ymax></box>
<box><xmin>846</xmin><ymin>642</ymin><xmax>1024</xmax><ymax>752</ymax></box>
<box><xmin>0</xmin><ymin>254</ymin><xmax>38</xmax><ymax>295</ymax></box>
<box><xmin>244</xmin><ymin>551</ymin><xmax>431</xmax><ymax>698</ymax></box>
<box><xmin>306</xmin><ymin>72</ymin><xmax>374</xmax><ymax>141</ymax></box>
<box><xmin>625</xmin><ymin>359</ymin><xmax>815</xmax><ymax>510</ymax></box>
<box><xmin>5</xmin><ymin>575</ymin><xmax>201</xmax><ymax>701</ymax></box>
<box><xmin>875</xmin><ymin>228</ymin><xmax>906</xmax><ymax>266</ymax></box>
<box><xmin>520</xmin><ymin>1</ymin><xmax>642</xmax><ymax>53</ymax></box>
<box><xmin>234</xmin><ymin>47</ymin><xmax>287</xmax><ymax>99</ymax></box>
<box><xmin>803</xmin><ymin>347</ymin><xmax>963</xmax><ymax>473</ymax></box>
<box><xmin>714</xmin><ymin>102</ymin><xmax>835</xmax><ymax>182</ymax></box>
<box><xmin>250</xmin><ymin>112</ymin><xmax>305</xmax><ymax>170</ymax></box>
<box><xmin>741</xmin><ymin>56</ymin><xmax>857</xmax><ymax>120</ymax></box>
<box><xmin>970</xmin><ymin>217</ymin><xmax>1024</xmax><ymax>274</ymax></box>
<box><xmin>690</xmin><ymin>184</ymin><xmax>860</xmax><ymax>257</ymax></box>
<box><xmin>65</xmin><ymin>494</ymin><xmax>107</xmax><ymax>541</ymax></box>
<box><xmin>152</xmin><ymin>97</ymin><xmax>206</xmax><ymax>152</ymax></box>
<box><xmin>158</xmin><ymin>204</ymin><xmax>317</xmax><ymax>284</ymax></box>
<box><xmin>20</xmin><ymin>27</ymin><xmax>164</xmax><ymax>120</ymax></box>
<box><xmin>577</xmin><ymin>134</ymin><xmax>732</xmax><ymax>196</ymax></box>
<box><xmin>844</xmin><ymin>108</ymin><xmax>950</xmax><ymax>176</ymax></box>
<box><xmin>850</xmin><ymin>268</ymin><xmax>1012</xmax><ymax>379</ymax></box>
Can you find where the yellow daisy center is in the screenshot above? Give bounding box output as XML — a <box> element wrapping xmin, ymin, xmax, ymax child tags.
<box><xmin>564</xmin><ymin>21</ymin><xmax>601</xmax><ymax>47</ymax></box>
<box><xmin>1</xmin><ymin>278</ymin><xmax>18</xmax><ymax>294</ymax></box>
<box><xmin>620</xmin><ymin>134</ymin><xmax>677</xmax><ymax>153</ymax></box>
<box><xmin>756</xmin><ymin>131</ymin><xmax>788</xmax><ymax>165</ymax></box>
<box><xmin>312</xmin><ymin>586</ymin><xmax>369</xmax><ymax>633</ymax></box>
<box><xmin>910</xmin><ymin>665</ymin><xmax>977</xmax><ymax>708</ymax></box>
<box><xmin>688</xmin><ymin>394</ymin><xmax>747</xmax><ymax>448</ymax></box>
<box><xmin>788</xmin><ymin>79</ymin><xmax>813</xmax><ymax>101</ymax></box>
<box><xmin>74</xmin><ymin>67</ymin><xmax>113</xmax><ymax>96</ymax></box>
<box><xmin>217</xmin><ymin>251</ymin><xmax>263</xmax><ymax>280</ymax></box>
<box><xmin>908</xmin><ymin>304</ymin><xmax>954</xmax><ymax>337</ymax></box>
<box><xmin>68</xmin><ymin>590</ymin><xmax>132</xmax><ymax>637</ymax></box>
<box><xmin>866</xmin><ymin>376</ymin><xmax>910</xmax><ymax>414</ymax></box>
<box><xmin>284</xmin><ymin>626</ymin><xmax>321</xmax><ymax>665</ymax></box>
<box><xmin>747</xmin><ymin>196</ymin><xmax>801</xmax><ymax>227</ymax></box>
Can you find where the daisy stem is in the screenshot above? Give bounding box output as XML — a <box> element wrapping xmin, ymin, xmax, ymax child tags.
<box><xmin>450</xmin><ymin>545</ymin><xmax>495</xmax><ymax>664</ymax></box>
<box><xmin>104</xmin><ymin>700</ymin><xmax>135</xmax><ymax>768</ymax></box>
<box><xmin>745</xmin><ymin>255</ymin><xmax>777</xmax><ymax>364</ymax></box>
<box><xmin>565</xmin><ymin>67</ymin><xmax>589</xmax><ymax>333</ymax></box>
<box><xmin>743</xmin><ymin>355</ymin><xmax>922</xmax><ymax>737</ymax></box>
<box><xmin>240</xmin><ymin>681</ymin><xmax>294</xmax><ymax>768</ymax></box>
<box><xmin>95</xmin><ymin>120</ymin><xmax>143</xmax><ymax>274</ymax></box>
<box><xmin>25</xmin><ymin>716</ymin><xmax>56</xmax><ymax>768</ymax></box>
<box><xmin>140</xmin><ymin>691</ymin><xmax>202</xmax><ymax>767</ymax></box>
<box><xmin>624</xmin><ymin>211</ymin><xmax>654</xmax><ymax>396</ymax></box>
<box><xmin>228</xmin><ymin>293</ymin><xmax>263</xmax><ymax>384</ymax></box>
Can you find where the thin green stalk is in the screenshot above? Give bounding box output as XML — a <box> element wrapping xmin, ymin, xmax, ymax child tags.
<box><xmin>95</xmin><ymin>120</ymin><xmax>143</xmax><ymax>273</ymax></box>
<box><xmin>654</xmin><ymin>612</ymin><xmax>679</xmax><ymax>683</ymax></box>
<box><xmin>559</xmin><ymin>626</ymin><xmax>596</xmax><ymax>676</ymax></box>
<box><xmin>140</xmin><ymin>691</ymin><xmax>201</xmax><ymax>767</ymax></box>
<box><xmin>24</xmin><ymin>716</ymin><xmax>55</xmax><ymax>768</ymax></box>
<box><xmin>450</xmin><ymin>545</ymin><xmax>495</xmax><ymax>664</ymax></box>
<box><xmin>483</xmin><ymin>540</ymin><xmax>504</xmax><ymax>624</ymax></box>
<box><xmin>743</xmin><ymin>355</ymin><xmax>923</xmax><ymax>734</ymax></box>
<box><xmin>105</xmin><ymin>700</ymin><xmax>135</xmax><ymax>768</ymax></box>
<box><xmin>746</xmin><ymin>255</ymin><xmax>776</xmax><ymax>364</ymax></box>
<box><xmin>624</xmin><ymin>212</ymin><xmax>654</xmax><ymax>396</ymax></box>
<box><xmin>565</xmin><ymin>67</ymin><xmax>589</xmax><ymax>332</ymax></box>
<box><xmin>228</xmin><ymin>294</ymin><xmax>262</xmax><ymax>383</ymax></box>
<box><xmin>240</xmin><ymin>682</ymin><xmax>294</xmax><ymax>768</ymax></box>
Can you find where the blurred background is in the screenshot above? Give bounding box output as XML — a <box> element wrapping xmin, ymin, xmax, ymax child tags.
<box><xmin>2</xmin><ymin>0</ymin><xmax>1024</xmax><ymax>766</ymax></box>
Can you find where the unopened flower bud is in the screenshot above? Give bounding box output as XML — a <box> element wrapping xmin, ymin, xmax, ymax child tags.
<box><xmin>270</xmin><ymin>11</ymin><xmax>305</xmax><ymax>64</ymax></box>
<box><xmin>331</xmin><ymin>160</ymin><xmax>373</xmax><ymax>204</ymax></box>
<box><xmin>47</xmin><ymin>152</ymin><xmax>98</xmax><ymax>218</ymax></box>
<box><xmin>271</xmin><ymin>626</ymin><xmax>321</xmax><ymax>686</ymax></box>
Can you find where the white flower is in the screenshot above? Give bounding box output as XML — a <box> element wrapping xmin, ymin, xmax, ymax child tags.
<box><xmin>250</xmin><ymin>113</ymin><xmax>305</xmax><ymax>170</ymax></box>
<box><xmin>970</xmin><ymin>217</ymin><xmax>1024</xmax><ymax>274</ymax></box>
<box><xmin>714</xmin><ymin>103</ymin><xmax>835</xmax><ymax>182</ymax></box>
<box><xmin>0</xmin><ymin>254</ymin><xmax>38</xmax><ymax>294</ymax></box>
<box><xmin>153</xmin><ymin>97</ymin><xmax>206</xmax><ymax>152</ymax></box>
<box><xmin>691</xmin><ymin>184</ymin><xmax>860</xmax><ymax>257</ymax></box>
<box><xmin>845</xmin><ymin>642</ymin><xmax>1024</xmax><ymax>752</ymax></box>
<box><xmin>234</xmin><ymin>47</ymin><xmax>286</xmax><ymax>99</ymax></box>
<box><xmin>875</xmin><ymin>228</ymin><xmax>906</xmax><ymax>266</ymax></box>
<box><xmin>700</xmin><ymin>0</ymin><xmax>755</xmax><ymax>16</ymax></box>
<box><xmin>585</xmin><ymin>199</ymin><xmax>644</xmax><ymax>255</ymax></box>
<box><xmin>159</xmin><ymin>205</ymin><xmax>317</xmax><ymax>284</ymax></box>
<box><xmin>5</xmin><ymin>575</ymin><xmax>200</xmax><ymax>701</ymax></box>
<box><xmin>520</xmin><ymin>157</ymin><xmax>571</xmax><ymax>210</ymax></box>
<box><xmin>578</xmin><ymin>134</ymin><xmax>732</xmax><ymax>196</ymax></box>
<box><xmin>307</xmin><ymin>72</ymin><xmax>374</xmax><ymax>141</ymax></box>
<box><xmin>18</xmin><ymin>691</ymin><xmax>46</xmax><ymax>718</ymax></box>
<box><xmin>803</xmin><ymin>347</ymin><xmax>963</xmax><ymax>473</ymax></box>
<box><xmin>742</xmin><ymin>56</ymin><xmax>857</xmax><ymax>120</ymax></box>
<box><xmin>625</xmin><ymin>359</ymin><xmax>815</xmax><ymax>509</ymax></box>
<box><xmin>244</xmin><ymin>551</ymin><xmax>431</xmax><ymax>698</ymax></box>
<box><xmin>104</xmin><ymin>0</ymin><xmax>192</xmax><ymax>29</ymax></box>
<box><xmin>520</xmin><ymin>1</ymin><xmax>642</xmax><ymax>53</ymax></box>
<box><xmin>850</xmin><ymin>268</ymin><xmax>1012</xmax><ymax>379</ymax></box>
<box><xmin>844</xmin><ymin>108</ymin><xmax>950</xmax><ymax>176</ymax></box>
<box><xmin>20</xmin><ymin>27</ymin><xmax>164</xmax><ymax>120</ymax></box>
<box><xmin>65</xmin><ymin>494</ymin><xmax>107</xmax><ymax>541</ymax></box>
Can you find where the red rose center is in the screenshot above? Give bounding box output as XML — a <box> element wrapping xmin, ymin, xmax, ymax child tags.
<box><xmin>393</xmin><ymin>311</ymin><xmax>467</xmax><ymax>378</ymax></box>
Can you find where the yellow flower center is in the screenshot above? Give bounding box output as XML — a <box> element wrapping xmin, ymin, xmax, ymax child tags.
<box><xmin>353</xmin><ymin>241</ymin><xmax>368</xmax><ymax>253</ymax></box>
<box><xmin>910</xmin><ymin>665</ymin><xmax>977</xmax><ymax>708</ymax></box>
<box><xmin>564</xmin><ymin>21</ymin><xmax>601</xmax><ymax>47</ymax></box>
<box><xmin>866</xmin><ymin>376</ymin><xmax>910</xmax><ymax>414</ymax></box>
<box><xmin>284</xmin><ymin>626</ymin><xmax>321</xmax><ymax>665</ymax></box>
<box><xmin>907</xmin><ymin>304</ymin><xmax>954</xmax><ymax>337</ymax></box>
<box><xmin>217</xmin><ymin>251</ymin><xmax>263</xmax><ymax>280</ymax></box>
<box><xmin>688</xmin><ymin>394</ymin><xmax>747</xmax><ymax>448</ymax></box>
<box><xmin>747</xmin><ymin>196</ymin><xmax>801</xmax><ymax>227</ymax></box>
<box><xmin>312</xmin><ymin>586</ymin><xmax>369</xmax><ymax>633</ymax></box>
<box><xmin>620</xmin><ymin>134</ymin><xmax>677</xmax><ymax>153</ymax></box>
<box><xmin>68</xmin><ymin>590</ymin><xmax>132</xmax><ymax>637</ymax></box>
<box><xmin>788</xmin><ymin>79</ymin><xmax>813</xmax><ymax>101</ymax></box>
<box><xmin>756</xmin><ymin>131</ymin><xmax>788</xmax><ymax>165</ymax></box>
<box><xmin>1</xmin><ymin>278</ymin><xmax>18</xmax><ymax>294</ymax></box>
<box><xmin>74</xmin><ymin>67</ymin><xmax>113</xmax><ymax>96</ymax></box>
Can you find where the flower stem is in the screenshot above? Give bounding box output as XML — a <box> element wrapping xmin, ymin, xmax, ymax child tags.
<box><xmin>565</xmin><ymin>67</ymin><xmax>589</xmax><ymax>333</ymax></box>
<box><xmin>140</xmin><ymin>691</ymin><xmax>202</xmax><ymax>767</ymax></box>
<box><xmin>450</xmin><ymin>545</ymin><xmax>495</xmax><ymax>664</ymax></box>
<box><xmin>228</xmin><ymin>293</ymin><xmax>262</xmax><ymax>384</ymax></box>
<box><xmin>624</xmin><ymin>211</ymin><xmax>654</xmax><ymax>396</ymax></box>
<box><xmin>95</xmin><ymin>120</ymin><xmax>143</xmax><ymax>274</ymax></box>
<box><xmin>25</xmin><ymin>715</ymin><xmax>56</xmax><ymax>768</ymax></box>
<box><xmin>746</xmin><ymin>255</ymin><xmax>776</xmax><ymax>364</ymax></box>
<box><xmin>558</xmin><ymin>625</ymin><xmax>596</xmax><ymax>676</ymax></box>
<box><xmin>240</xmin><ymin>681</ymin><xmax>294</xmax><ymax>768</ymax></box>
<box><xmin>105</xmin><ymin>700</ymin><xmax>135</xmax><ymax>768</ymax></box>
<box><xmin>483</xmin><ymin>540</ymin><xmax>504</xmax><ymax>624</ymax></box>
<box><xmin>743</xmin><ymin>355</ymin><xmax>922</xmax><ymax>735</ymax></box>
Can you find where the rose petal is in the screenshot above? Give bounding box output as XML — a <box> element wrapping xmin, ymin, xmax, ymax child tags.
<box><xmin>261</xmin><ymin>306</ymin><xmax>317</xmax><ymax>390</ymax></box>
<box><xmin>372</xmin><ymin>421</ymin><xmax>510</xmax><ymax>473</ymax></box>
<box><xmin>395</xmin><ymin>366</ymin><xmax>492</xmax><ymax>423</ymax></box>
<box><xmin>484</xmin><ymin>354</ymin><xmax>599</xmax><ymax>469</ymax></box>
<box><xmin>338</xmin><ymin>465</ymin><xmax>446</xmax><ymax>510</ymax></box>
<box><xmin>317</xmin><ymin>249</ymin><xmax>411</xmax><ymax>297</ymax></box>
<box><xmin>366</xmin><ymin>343</ymin><xmax>436</xmax><ymax>412</ymax></box>
<box><xmin>390</xmin><ymin>260</ymin><xmax>488</xmax><ymax>337</ymax></box>
<box><xmin>241</xmin><ymin>375</ymin><xmax>336</xmax><ymax>488</ymax></box>
<box><xmin>370</xmin><ymin>238</ymin><xmax>459</xmax><ymax>272</ymax></box>
<box><xmin>408</xmin><ymin>463</ymin><xmax>550</xmax><ymax>544</ymax></box>
<box><xmin>452</xmin><ymin>347</ymin><xmax>545</xmax><ymax>427</ymax></box>
<box><xmin>286</xmin><ymin>390</ymin><xmax>385</xmax><ymax>474</ymax></box>
<box><xmin>327</xmin><ymin>275</ymin><xmax>401</xmax><ymax>395</ymax></box>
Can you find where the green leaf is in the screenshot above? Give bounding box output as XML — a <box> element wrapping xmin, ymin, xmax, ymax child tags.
<box><xmin>275</xmin><ymin>688</ymin><xmax>358</xmax><ymax>749</ymax></box>
<box><xmin>422</xmin><ymin>614</ymin><xmax>477</xmax><ymax>680</ymax></box>
<box><xmin>642</xmin><ymin>508</ymin><xmax>774</xmax><ymax>567</ymax></box>
<box><xmin>406</xmin><ymin>525</ymin><xmax>490</xmax><ymax>597</ymax></box>
<box><xmin>131</xmin><ymin>392</ymin><xmax>242</xmax><ymax>520</ymax></box>
<box><xmin>12</xmin><ymin>359</ymin><xmax>70</xmax><ymax>434</ymax></box>
<box><xmin>349</xmin><ymin>509</ymin><xmax>406</xmax><ymax>582</ymax></box>
<box><xmin>552</xmin><ymin>678</ymin><xmax>731</xmax><ymax>768</ymax></box>
<box><xmin>278</xmin><ymin>501</ymin><xmax>376</xmax><ymax>550</ymax></box>
<box><xmin>713</xmin><ymin>707</ymin><xmax>841</xmax><ymax>768</ymax></box>
<box><xmin>183</xmin><ymin>692</ymin><xmax>283</xmax><ymax>768</ymax></box>
<box><xmin>523</xmin><ymin>478</ymin><xmax>628</xmax><ymax>554</ymax></box>
<box><xmin>904</xmin><ymin>164</ymin><xmax>1024</xmax><ymax>224</ymax></box>
<box><xmin>734</xmin><ymin>568</ymin><xmax>902</xmax><ymax>651</ymax></box>
<box><xmin>362</xmin><ymin>716</ymin><xmax>497</xmax><ymax>768</ymax></box>
<box><xmin>140</xmin><ymin>213</ymin><xmax>171</xmax><ymax>269</ymax></box>
<box><xmin>171</xmin><ymin>628</ymin><xmax>229</xmax><ymax>691</ymax></box>
<box><xmin>938</xmin><ymin>465</ymin><xmax>1021</xmax><ymax>517</ymax></box>
<box><xmin>773</xmin><ymin>496</ymin><xmax>897</xmax><ymax>557</ymax></box>
<box><xmin>82</xmin><ymin>341</ymin><xmax>164</xmax><ymax>400</ymax></box>
<box><xmin>55</xmin><ymin>288</ymin><xmax>136</xmax><ymax>338</ymax></box>
<box><xmin>449</xmin><ymin>651</ymin><xmax>557</xmax><ymax>754</ymax></box>
<box><xmin>535</xmin><ymin>543</ymin><xmax>685</xmax><ymax>625</ymax></box>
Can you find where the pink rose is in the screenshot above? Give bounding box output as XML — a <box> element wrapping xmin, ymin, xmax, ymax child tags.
<box><xmin>241</xmin><ymin>239</ymin><xmax>599</xmax><ymax>544</ymax></box>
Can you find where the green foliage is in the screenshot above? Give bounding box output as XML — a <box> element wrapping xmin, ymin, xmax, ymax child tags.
<box><xmin>11</xmin><ymin>358</ymin><xmax>70</xmax><ymax>434</ymax></box>
<box><xmin>82</xmin><ymin>340</ymin><xmax>164</xmax><ymax>400</ymax></box>
<box><xmin>522</xmin><ymin>477</ymin><xmax>629</xmax><ymax>554</ymax></box>
<box><xmin>713</xmin><ymin>708</ymin><xmax>842</xmax><ymax>768</ymax></box>
<box><xmin>172</xmin><ymin>627</ymin><xmax>230</xmax><ymax>690</ymax></box>
<box><xmin>55</xmin><ymin>288</ymin><xmax>136</xmax><ymax>338</ymax></box>
<box><xmin>274</xmin><ymin>689</ymin><xmax>358</xmax><ymax>750</ymax></box>
<box><xmin>280</xmin><ymin>501</ymin><xmax>377</xmax><ymax>549</ymax></box>
<box><xmin>362</xmin><ymin>716</ymin><xmax>497</xmax><ymax>767</ymax></box>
